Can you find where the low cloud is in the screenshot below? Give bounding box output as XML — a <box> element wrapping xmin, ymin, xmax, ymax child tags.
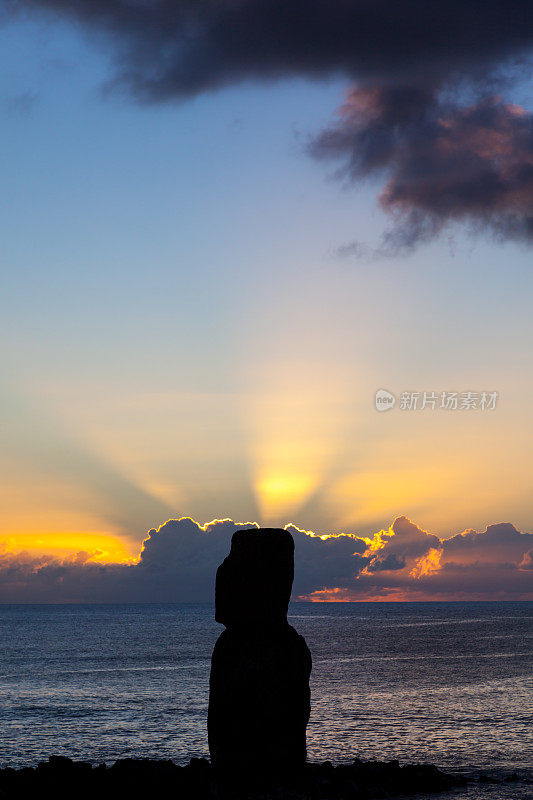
<box><xmin>367</xmin><ymin>553</ymin><xmax>406</xmax><ymax>572</ymax></box>
<box><xmin>0</xmin><ymin>515</ymin><xmax>531</xmax><ymax>603</ymax></box>
<box><xmin>303</xmin><ymin>517</ymin><xmax>533</xmax><ymax>600</ymax></box>
<box><xmin>442</xmin><ymin>522</ymin><xmax>531</xmax><ymax>564</ymax></box>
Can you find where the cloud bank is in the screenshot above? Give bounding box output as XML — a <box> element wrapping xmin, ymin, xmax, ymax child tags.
<box><xmin>5</xmin><ymin>0</ymin><xmax>533</xmax><ymax>251</ymax></box>
<box><xmin>0</xmin><ymin>515</ymin><xmax>531</xmax><ymax>603</ymax></box>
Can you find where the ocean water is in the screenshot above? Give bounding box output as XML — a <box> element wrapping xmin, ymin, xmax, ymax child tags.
<box><xmin>0</xmin><ymin>602</ymin><xmax>531</xmax><ymax>798</ymax></box>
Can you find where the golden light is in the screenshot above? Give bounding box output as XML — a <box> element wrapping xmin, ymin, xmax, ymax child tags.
<box><xmin>327</xmin><ymin>457</ymin><xmax>470</xmax><ymax>531</ymax></box>
<box><xmin>0</xmin><ymin>532</ymin><xmax>136</xmax><ymax>564</ymax></box>
<box><xmin>256</xmin><ymin>474</ymin><xmax>317</xmax><ymax>521</ymax></box>
<box><xmin>409</xmin><ymin>547</ymin><xmax>442</xmax><ymax>578</ymax></box>
<box><xmin>245</xmin><ymin>357</ymin><xmax>356</xmax><ymax>524</ymax></box>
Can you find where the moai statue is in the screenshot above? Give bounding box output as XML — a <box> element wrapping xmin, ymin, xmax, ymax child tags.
<box><xmin>208</xmin><ymin>528</ymin><xmax>312</xmax><ymax>773</ymax></box>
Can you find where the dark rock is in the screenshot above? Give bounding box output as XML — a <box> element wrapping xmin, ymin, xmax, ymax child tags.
<box><xmin>209</xmin><ymin>527</ymin><xmax>311</xmax><ymax>773</ymax></box>
<box><xmin>48</xmin><ymin>756</ymin><xmax>74</xmax><ymax>767</ymax></box>
<box><xmin>477</xmin><ymin>773</ymin><xmax>501</xmax><ymax>783</ymax></box>
<box><xmin>0</xmin><ymin>756</ymin><xmax>471</xmax><ymax>799</ymax></box>
<box><xmin>504</xmin><ymin>772</ymin><xmax>519</xmax><ymax>781</ymax></box>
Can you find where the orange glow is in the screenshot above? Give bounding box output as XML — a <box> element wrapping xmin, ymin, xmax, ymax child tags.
<box><xmin>330</xmin><ymin>465</ymin><xmax>467</xmax><ymax>529</ymax></box>
<box><xmin>298</xmin><ymin>585</ymin><xmax>533</xmax><ymax>602</ymax></box>
<box><xmin>299</xmin><ymin>587</ymin><xmax>416</xmax><ymax>602</ymax></box>
<box><xmin>409</xmin><ymin>547</ymin><xmax>442</xmax><ymax>578</ymax></box>
<box><xmin>301</xmin><ymin>587</ymin><xmax>355</xmax><ymax>602</ymax></box>
<box><xmin>0</xmin><ymin>532</ymin><xmax>136</xmax><ymax>564</ymax></box>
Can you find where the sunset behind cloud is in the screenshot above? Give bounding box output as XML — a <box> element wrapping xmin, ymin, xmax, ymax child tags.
<box><xmin>0</xmin><ymin>516</ymin><xmax>531</xmax><ymax>603</ymax></box>
<box><xmin>0</xmin><ymin>0</ymin><xmax>531</xmax><ymax>600</ymax></box>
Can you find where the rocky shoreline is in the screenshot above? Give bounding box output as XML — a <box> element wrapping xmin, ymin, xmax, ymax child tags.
<box><xmin>0</xmin><ymin>755</ymin><xmax>472</xmax><ymax>799</ymax></box>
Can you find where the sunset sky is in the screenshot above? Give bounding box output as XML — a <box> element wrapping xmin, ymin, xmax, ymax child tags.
<box><xmin>0</xmin><ymin>1</ymin><xmax>532</xmax><ymax>601</ymax></box>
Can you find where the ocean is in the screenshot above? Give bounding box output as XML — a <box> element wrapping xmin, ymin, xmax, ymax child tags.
<box><xmin>0</xmin><ymin>602</ymin><xmax>531</xmax><ymax>798</ymax></box>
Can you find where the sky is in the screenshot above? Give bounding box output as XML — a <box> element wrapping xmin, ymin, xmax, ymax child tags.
<box><xmin>0</xmin><ymin>1</ymin><xmax>532</xmax><ymax>601</ymax></box>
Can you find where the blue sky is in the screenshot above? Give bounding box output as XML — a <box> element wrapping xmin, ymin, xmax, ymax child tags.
<box><xmin>0</xmin><ymin>11</ymin><xmax>532</xmax><ymax>569</ymax></box>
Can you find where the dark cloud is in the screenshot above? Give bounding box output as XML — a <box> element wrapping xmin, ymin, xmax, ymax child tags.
<box><xmin>311</xmin><ymin>89</ymin><xmax>533</xmax><ymax>252</ymax></box>
<box><xmin>128</xmin><ymin>518</ymin><xmax>370</xmax><ymax>601</ymax></box>
<box><xmin>367</xmin><ymin>552</ymin><xmax>406</xmax><ymax>572</ymax></box>
<box><xmin>373</xmin><ymin>516</ymin><xmax>441</xmax><ymax>561</ymax></box>
<box><xmin>0</xmin><ymin>515</ymin><xmax>531</xmax><ymax>602</ymax></box>
<box><xmin>285</xmin><ymin>524</ymin><xmax>368</xmax><ymax>596</ymax></box>
<box><xmin>442</xmin><ymin>522</ymin><xmax>533</xmax><ymax>564</ymax></box>
<box><xmin>4</xmin><ymin>0</ymin><xmax>533</xmax><ymax>250</ymax></box>
<box><xmin>137</xmin><ymin>518</ymin><xmax>258</xmax><ymax>600</ymax></box>
<box><xmin>5</xmin><ymin>1</ymin><xmax>531</xmax><ymax>99</ymax></box>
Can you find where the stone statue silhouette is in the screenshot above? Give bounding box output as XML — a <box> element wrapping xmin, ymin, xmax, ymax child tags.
<box><xmin>208</xmin><ymin>528</ymin><xmax>312</xmax><ymax>773</ymax></box>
